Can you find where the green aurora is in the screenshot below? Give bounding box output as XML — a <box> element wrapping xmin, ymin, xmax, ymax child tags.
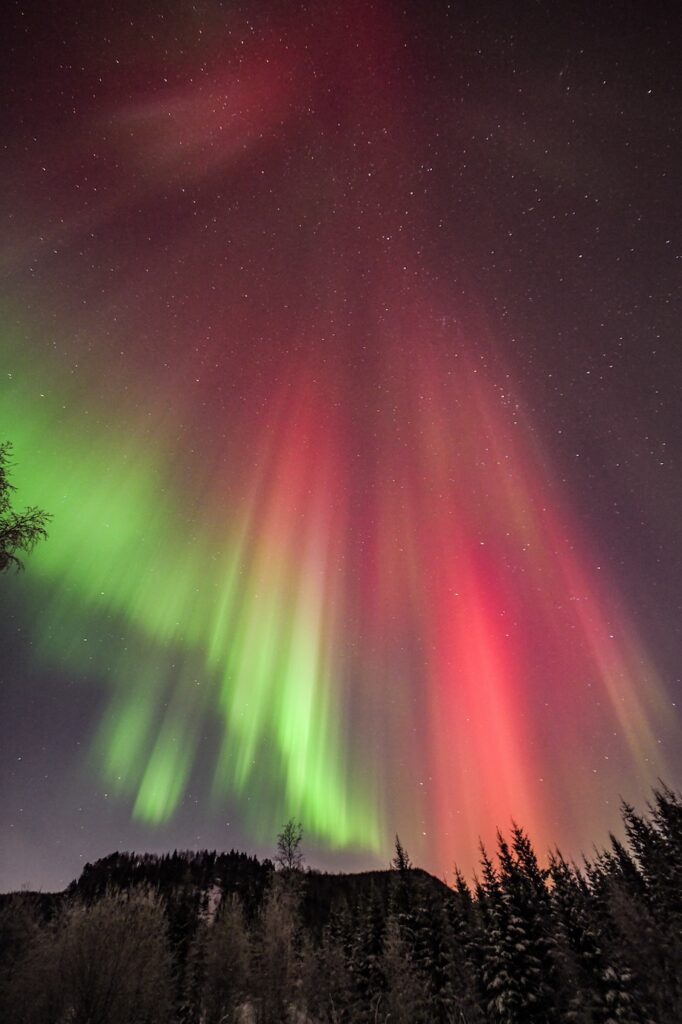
<box><xmin>2</xmin><ymin>326</ymin><xmax>381</xmax><ymax>851</ymax></box>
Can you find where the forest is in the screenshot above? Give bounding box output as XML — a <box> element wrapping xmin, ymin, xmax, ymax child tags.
<box><xmin>1</xmin><ymin>784</ymin><xmax>681</xmax><ymax>1024</ymax></box>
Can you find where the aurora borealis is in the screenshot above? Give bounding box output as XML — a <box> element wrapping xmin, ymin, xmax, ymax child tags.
<box><xmin>1</xmin><ymin>0</ymin><xmax>681</xmax><ymax>891</ymax></box>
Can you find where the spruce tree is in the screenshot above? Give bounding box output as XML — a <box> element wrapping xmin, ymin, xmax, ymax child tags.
<box><xmin>550</xmin><ymin>852</ymin><xmax>646</xmax><ymax>1024</ymax></box>
<box><xmin>479</xmin><ymin>832</ymin><xmax>559</xmax><ymax>1023</ymax></box>
<box><xmin>347</xmin><ymin>883</ymin><xmax>385</xmax><ymax>1023</ymax></box>
<box><xmin>381</xmin><ymin>912</ymin><xmax>427</xmax><ymax>1024</ymax></box>
<box><xmin>446</xmin><ymin>870</ymin><xmax>488</xmax><ymax>1024</ymax></box>
<box><xmin>621</xmin><ymin>796</ymin><xmax>682</xmax><ymax>1018</ymax></box>
<box><xmin>582</xmin><ymin>852</ymin><xmax>653</xmax><ymax>1024</ymax></box>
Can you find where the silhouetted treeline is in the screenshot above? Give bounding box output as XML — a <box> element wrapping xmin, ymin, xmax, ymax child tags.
<box><xmin>1</xmin><ymin>784</ymin><xmax>681</xmax><ymax>1023</ymax></box>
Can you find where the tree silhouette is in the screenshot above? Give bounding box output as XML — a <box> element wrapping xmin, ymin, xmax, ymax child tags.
<box><xmin>276</xmin><ymin>819</ymin><xmax>304</xmax><ymax>873</ymax></box>
<box><xmin>0</xmin><ymin>442</ymin><xmax>51</xmax><ymax>573</ymax></box>
<box><xmin>1</xmin><ymin>787</ymin><xmax>681</xmax><ymax>1022</ymax></box>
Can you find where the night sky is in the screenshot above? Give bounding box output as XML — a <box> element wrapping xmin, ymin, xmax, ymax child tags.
<box><xmin>1</xmin><ymin>0</ymin><xmax>680</xmax><ymax>893</ymax></box>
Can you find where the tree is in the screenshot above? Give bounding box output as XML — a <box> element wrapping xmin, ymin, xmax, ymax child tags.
<box><xmin>478</xmin><ymin>832</ymin><xmax>560</xmax><ymax>1024</ymax></box>
<box><xmin>347</xmin><ymin>884</ymin><xmax>386</xmax><ymax>1022</ymax></box>
<box><xmin>186</xmin><ymin>893</ymin><xmax>252</xmax><ymax>1024</ymax></box>
<box><xmin>389</xmin><ymin>835</ymin><xmax>415</xmax><ymax>934</ymax></box>
<box><xmin>391</xmin><ymin>834</ymin><xmax>412</xmax><ymax>873</ymax></box>
<box><xmin>46</xmin><ymin>888</ymin><xmax>173</xmax><ymax>1024</ymax></box>
<box><xmin>0</xmin><ymin>894</ymin><xmax>62</xmax><ymax>1024</ymax></box>
<box><xmin>276</xmin><ymin>819</ymin><xmax>304</xmax><ymax>873</ymax></box>
<box><xmin>446</xmin><ymin>872</ymin><xmax>488</xmax><ymax>1024</ymax></box>
<box><xmin>381</xmin><ymin>913</ymin><xmax>426</xmax><ymax>1024</ymax></box>
<box><xmin>0</xmin><ymin>442</ymin><xmax>50</xmax><ymax>573</ymax></box>
<box><xmin>256</xmin><ymin>875</ymin><xmax>301</xmax><ymax>1022</ymax></box>
<box><xmin>550</xmin><ymin>852</ymin><xmax>644</xmax><ymax>1024</ymax></box>
<box><xmin>300</xmin><ymin>919</ymin><xmax>354</xmax><ymax>1024</ymax></box>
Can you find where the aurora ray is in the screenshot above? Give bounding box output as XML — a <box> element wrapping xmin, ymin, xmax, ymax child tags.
<box><xmin>0</xmin><ymin>0</ymin><xmax>679</xmax><ymax>887</ymax></box>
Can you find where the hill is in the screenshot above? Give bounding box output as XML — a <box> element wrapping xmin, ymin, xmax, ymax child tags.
<box><xmin>1</xmin><ymin>786</ymin><xmax>681</xmax><ymax>1022</ymax></box>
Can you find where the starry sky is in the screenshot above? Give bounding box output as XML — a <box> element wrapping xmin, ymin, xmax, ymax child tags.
<box><xmin>1</xmin><ymin>0</ymin><xmax>680</xmax><ymax>892</ymax></box>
